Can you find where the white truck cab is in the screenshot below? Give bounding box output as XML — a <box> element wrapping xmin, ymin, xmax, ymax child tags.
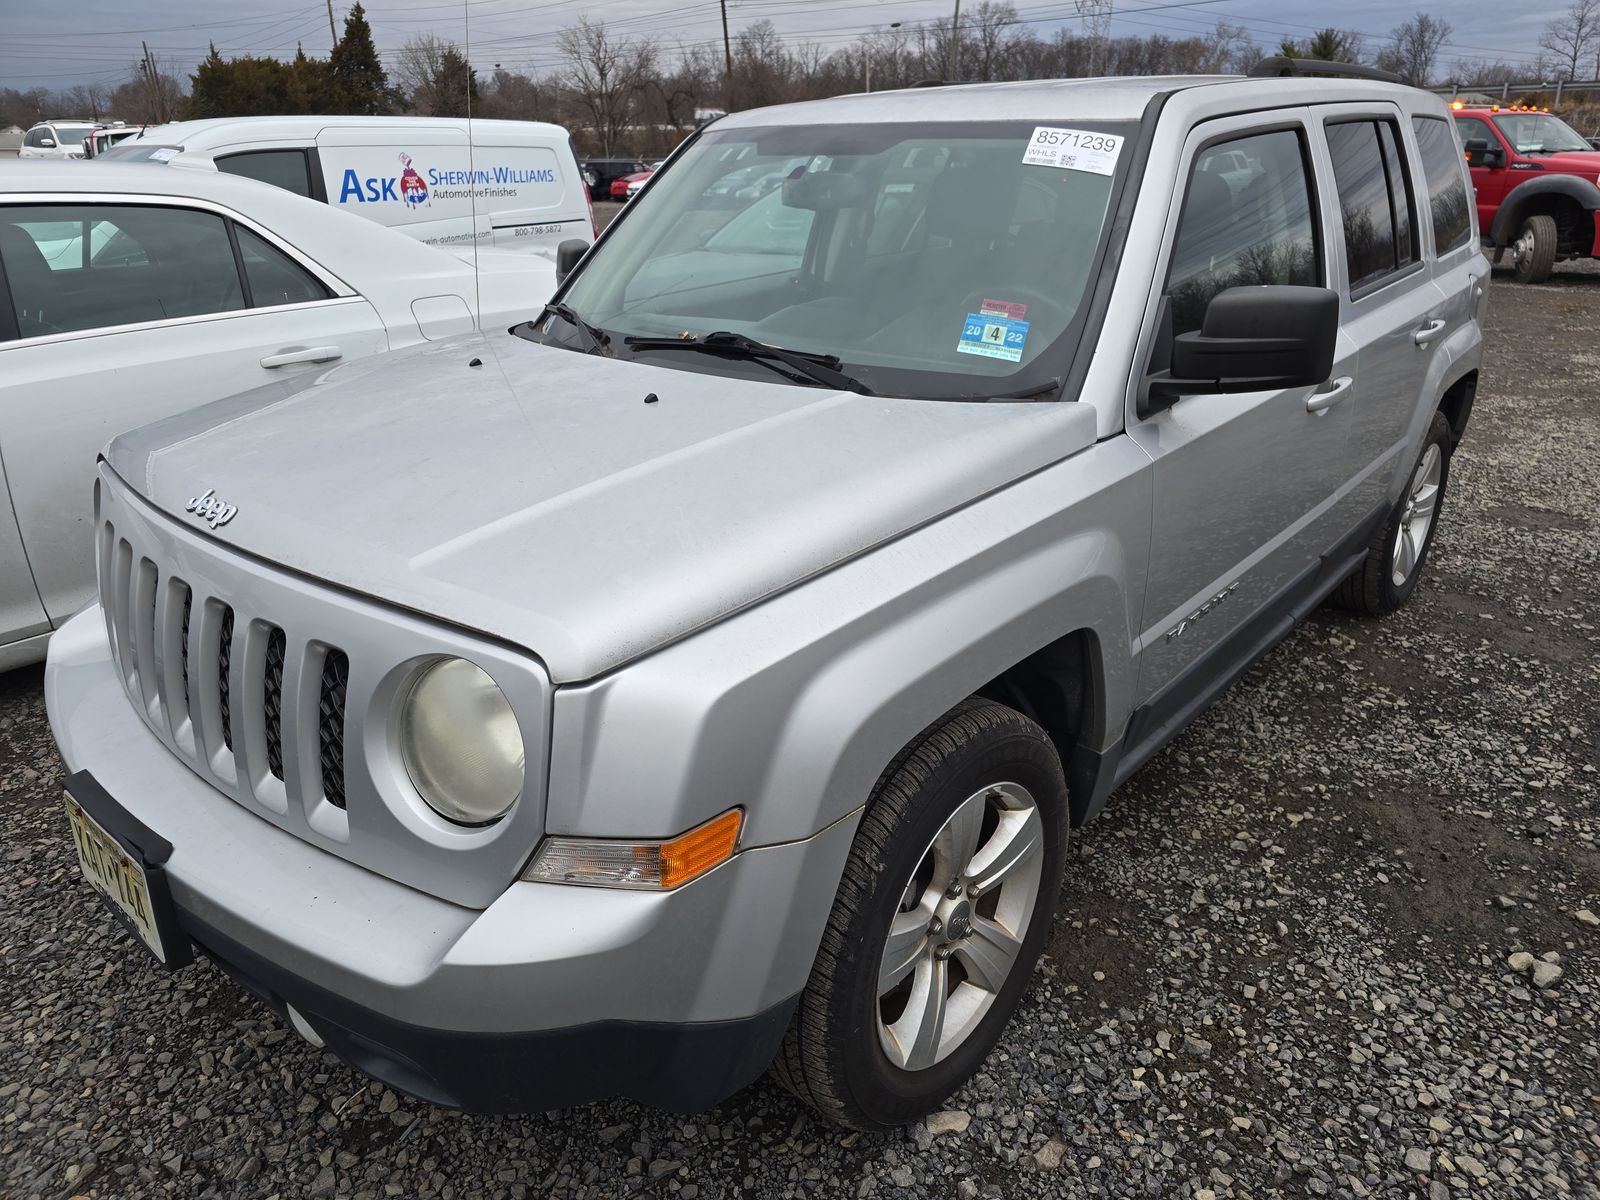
<box><xmin>98</xmin><ymin>116</ymin><xmax>594</xmax><ymax>259</ymax></box>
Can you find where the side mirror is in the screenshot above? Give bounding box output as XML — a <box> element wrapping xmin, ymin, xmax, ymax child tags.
<box><xmin>1144</xmin><ymin>285</ymin><xmax>1337</xmax><ymax>414</ymax></box>
<box><xmin>1462</xmin><ymin>137</ymin><xmax>1504</xmax><ymax>168</ymax></box>
<box><xmin>555</xmin><ymin>238</ymin><xmax>589</xmax><ymax>286</ymax></box>
<box><xmin>38</xmin><ymin>136</ymin><xmax>55</xmax><ymax>149</ymax></box>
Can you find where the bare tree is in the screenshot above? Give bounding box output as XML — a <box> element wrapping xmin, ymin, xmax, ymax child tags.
<box><xmin>394</xmin><ymin>34</ymin><xmax>450</xmax><ymax>113</ymax></box>
<box><xmin>1539</xmin><ymin>0</ymin><xmax>1600</xmax><ymax>79</ymax></box>
<box><xmin>1378</xmin><ymin>13</ymin><xmax>1453</xmax><ymax>86</ymax></box>
<box><xmin>558</xmin><ymin>18</ymin><xmax>656</xmax><ymax>155</ymax></box>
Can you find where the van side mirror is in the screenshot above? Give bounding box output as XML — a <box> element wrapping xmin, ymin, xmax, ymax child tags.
<box><xmin>1462</xmin><ymin>137</ymin><xmax>1504</xmax><ymax>168</ymax></box>
<box><xmin>1142</xmin><ymin>285</ymin><xmax>1337</xmax><ymax>415</ymax></box>
<box><xmin>555</xmin><ymin>238</ymin><xmax>589</xmax><ymax>286</ymax></box>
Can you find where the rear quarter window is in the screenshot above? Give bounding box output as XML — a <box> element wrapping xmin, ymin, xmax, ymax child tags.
<box><xmin>1410</xmin><ymin>118</ymin><xmax>1473</xmax><ymax>254</ymax></box>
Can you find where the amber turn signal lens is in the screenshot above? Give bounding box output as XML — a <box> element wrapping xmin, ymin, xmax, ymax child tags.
<box><xmin>522</xmin><ymin>808</ymin><xmax>744</xmax><ymax>890</ymax></box>
<box><xmin>659</xmin><ymin>809</ymin><xmax>744</xmax><ymax>889</ymax></box>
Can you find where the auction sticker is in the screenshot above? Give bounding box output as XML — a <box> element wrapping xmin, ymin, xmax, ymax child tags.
<box><xmin>957</xmin><ymin>311</ymin><xmax>1030</xmax><ymax>362</ymax></box>
<box><xmin>1022</xmin><ymin>127</ymin><xmax>1124</xmax><ymax>176</ymax></box>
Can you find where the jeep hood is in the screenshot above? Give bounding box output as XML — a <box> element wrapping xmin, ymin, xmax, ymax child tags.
<box><xmin>105</xmin><ymin>334</ymin><xmax>1098</xmax><ymax>682</ymax></box>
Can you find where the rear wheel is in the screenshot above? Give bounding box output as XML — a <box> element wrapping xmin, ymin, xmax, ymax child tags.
<box><xmin>774</xmin><ymin>698</ymin><xmax>1068</xmax><ymax>1130</ymax></box>
<box><xmin>1336</xmin><ymin>411</ymin><xmax>1451</xmax><ymax>616</ymax></box>
<box><xmin>1511</xmin><ymin>213</ymin><xmax>1557</xmax><ymax>283</ymax></box>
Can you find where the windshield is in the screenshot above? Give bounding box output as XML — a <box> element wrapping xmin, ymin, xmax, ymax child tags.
<box><xmin>95</xmin><ymin>143</ymin><xmax>181</xmax><ymax>163</ymax></box>
<box><xmin>1493</xmin><ymin>113</ymin><xmax>1593</xmax><ymax>154</ymax></box>
<box><xmin>550</xmin><ymin>120</ymin><xmax>1134</xmax><ymax>399</ymax></box>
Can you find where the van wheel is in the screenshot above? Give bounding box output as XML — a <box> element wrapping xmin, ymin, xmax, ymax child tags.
<box><xmin>1336</xmin><ymin>412</ymin><xmax>1451</xmax><ymax>616</ymax></box>
<box><xmin>773</xmin><ymin>698</ymin><xmax>1067</xmax><ymax>1131</ymax></box>
<box><xmin>1511</xmin><ymin>214</ymin><xmax>1557</xmax><ymax>283</ymax></box>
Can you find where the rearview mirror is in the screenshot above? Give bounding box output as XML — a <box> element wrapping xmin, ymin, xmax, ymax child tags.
<box><xmin>781</xmin><ymin>170</ymin><xmax>865</xmax><ymax>211</ymax></box>
<box><xmin>1461</xmin><ymin>137</ymin><xmax>1504</xmax><ymax>168</ymax></box>
<box><xmin>1143</xmin><ymin>285</ymin><xmax>1337</xmax><ymax>414</ymax></box>
<box><xmin>555</xmin><ymin>238</ymin><xmax>589</xmax><ymax>286</ymax></box>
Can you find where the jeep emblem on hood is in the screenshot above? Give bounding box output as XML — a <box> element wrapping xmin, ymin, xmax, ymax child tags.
<box><xmin>185</xmin><ymin>489</ymin><xmax>238</xmax><ymax>530</ymax></box>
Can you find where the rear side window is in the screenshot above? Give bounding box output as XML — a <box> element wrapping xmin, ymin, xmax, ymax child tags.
<box><xmin>236</xmin><ymin>226</ymin><xmax>330</xmax><ymax>307</ymax></box>
<box><xmin>218</xmin><ymin>150</ymin><xmax>314</xmax><ymax>199</ymax></box>
<box><xmin>1411</xmin><ymin>118</ymin><xmax>1473</xmax><ymax>254</ymax></box>
<box><xmin>0</xmin><ymin>205</ymin><xmax>243</xmax><ymax>338</ymax></box>
<box><xmin>1325</xmin><ymin>120</ymin><xmax>1418</xmax><ymax>293</ymax></box>
<box><xmin>1166</xmin><ymin>127</ymin><xmax>1320</xmax><ymax>336</ymax></box>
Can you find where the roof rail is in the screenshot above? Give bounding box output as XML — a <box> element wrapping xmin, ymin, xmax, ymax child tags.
<box><xmin>1249</xmin><ymin>57</ymin><xmax>1404</xmax><ymax>85</ymax></box>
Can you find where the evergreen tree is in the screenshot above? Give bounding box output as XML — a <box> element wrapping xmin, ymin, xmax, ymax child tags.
<box><xmin>330</xmin><ymin>3</ymin><xmax>395</xmax><ymax>114</ymax></box>
<box><xmin>429</xmin><ymin>47</ymin><xmax>481</xmax><ymax>117</ymax></box>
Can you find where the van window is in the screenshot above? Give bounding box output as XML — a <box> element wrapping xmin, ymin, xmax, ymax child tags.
<box><xmin>218</xmin><ymin>150</ymin><xmax>314</xmax><ymax>199</ymax></box>
<box><xmin>1325</xmin><ymin>120</ymin><xmax>1417</xmax><ymax>293</ymax></box>
<box><xmin>0</xmin><ymin>205</ymin><xmax>245</xmax><ymax>339</ymax></box>
<box><xmin>1166</xmin><ymin>128</ymin><xmax>1319</xmax><ymax>336</ymax></box>
<box><xmin>1410</xmin><ymin>118</ymin><xmax>1472</xmax><ymax>254</ymax></box>
<box><xmin>236</xmin><ymin>226</ymin><xmax>330</xmax><ymax>307</ymax></box>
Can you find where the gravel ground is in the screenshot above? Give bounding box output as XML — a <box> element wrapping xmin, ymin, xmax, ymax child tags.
<box><xmin>3</xmin><ymin>263</ymin><xmax>1597</xmax><ymax>1200</ymax></box>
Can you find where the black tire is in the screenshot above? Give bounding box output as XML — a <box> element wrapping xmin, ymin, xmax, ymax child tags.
<box><xmin>1335</xmin><ymin>411</ymin><xmax>1452</xmax><ymax>616</ymax></box>
<box><xmin>1512</xmin><ymin>213</ymin><xmax>1557</xmax><ymax>284</ymax></box>
<box><xmin>773</xmin><ymin>698</ymin><xmax>1069</xmax><ymax>1130</ymax></box>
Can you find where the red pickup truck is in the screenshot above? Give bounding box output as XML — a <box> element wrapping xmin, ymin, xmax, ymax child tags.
<box><xmin>1451</xmin><ymin>103</ymin><xmax>1600</xmax><ymax>282</ymax></box>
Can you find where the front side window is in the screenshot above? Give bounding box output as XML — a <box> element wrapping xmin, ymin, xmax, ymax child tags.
<box><xmin>545</xmin><ymin>120</ymin><xmax>1135</xmax><ymax>399</ymax></box>
<box><xmin>218</xmin><ymin>150</ymin><xmax>315</xmax><ymax>199</ymax></box>
<box><xmin>0</xmin><ymin>204</ymin><xmax>244</xmax><ymax>338</ymax></box>
<box><xmin>1411</xmin><ymin>117</ymin><xmax>1472</xmax><ymax>254</ymax></box>
<box><xmin>1325</xmin><ymin>119</ymin><xmax>1418</xmax><ymax>293</ymax></box>
<box><xmin>1166</xmin><ymin>128</ymin><xmax>1319</xmax><ymax>336</ymax></box>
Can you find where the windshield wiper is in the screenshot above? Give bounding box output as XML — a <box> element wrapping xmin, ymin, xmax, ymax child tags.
<box><xmin>539</xmin><ymin>301</ymin><xmax>611</xmax><ymax>352</ymax></box>
<box><xmin>623</xmin><ymin>330</ymin><xmax>873</xmax><ymax>394</ymax></box>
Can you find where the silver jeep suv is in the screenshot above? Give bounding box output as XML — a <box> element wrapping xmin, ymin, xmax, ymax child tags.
<box><xmin>48</xmin><ymin>61</ymin><xmax>1486</xmax><ymax>1130</ymax></box>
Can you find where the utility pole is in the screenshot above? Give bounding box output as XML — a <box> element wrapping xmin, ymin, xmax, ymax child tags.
<box><xmin>326</xmin><ymin>0</ymin><xmax>338</xmax><ymax>49</ymax></box>
<box><xmin>721</xmin><ymin>0</ymin><xmax>735</xmax><ymax>112</ymax></box>
<box><xmin>947</xmin><ymin>0</ymin><xmax>961</xmax><ymax>79</ymax></box>
<box><xmin>141</xmin><ymin>41</ymin><xmax>163</xmax><ymax>123</ymax></box>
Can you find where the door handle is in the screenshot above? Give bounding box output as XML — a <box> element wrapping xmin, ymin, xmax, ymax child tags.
<box><xmin>260</xmin><ymin>345</ymin><xmax>342</xmax><ymax>369</ymax></box>
<box><xmin>1412</xmin><ymin>319</ymin><xmax>1446</xmax><ymax>346</ymax></box>
<box><xmin>1305</xmin><ymin>376</ymin><xmax>1353</xmax><ymax>414</ymax></box>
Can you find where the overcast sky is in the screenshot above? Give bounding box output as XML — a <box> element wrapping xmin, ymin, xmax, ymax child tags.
<box><xmin>0</xmin><ymin>0</ymin><xmax>1579</xmax><ymax>92</ymax></box>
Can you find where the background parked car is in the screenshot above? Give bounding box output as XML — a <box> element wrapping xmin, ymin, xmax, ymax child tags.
<box><xmin>1451</xmin><ymin>102</ymin><xmax>1600</xmax><ymax>282</ymax></box>
<box><xmin>0</xmin><ymin>161</ymin><xmax>555</xmax><ymax>670</ymax></box>
<box><xmin>582</xmin><ymin>158</ymin><xmax>648</xmax><ymax>200</ymax></box>
<box><xmin>619</xmin><ymin>169</ymin><xmax>655</xmax><ymax>199</ymax></box>
<box><xmin>18</xmin><ymin>120</ymin><xmax>95</xmax><ymax>160</ymax></box>
<box><xmin>96</xmin><ymin>117</ymin><xmax>594</xmax><ymax>259</ymax></box>
<box><xmin>83</xmin><ymin>124</ymin><xmax>145</xmax><ymax>157</ymax></box>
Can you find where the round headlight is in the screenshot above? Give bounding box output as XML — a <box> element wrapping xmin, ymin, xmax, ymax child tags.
<box><xmin>399</xmin><ymin>658</ymin><xmax>524</xmax><ymax>825</ymax></box>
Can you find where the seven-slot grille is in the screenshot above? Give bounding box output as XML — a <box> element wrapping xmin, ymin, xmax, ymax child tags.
<box><xmin>99</xmin><ymin>521</ymin><xmax>349</xmax><ymax>812</ymax></box>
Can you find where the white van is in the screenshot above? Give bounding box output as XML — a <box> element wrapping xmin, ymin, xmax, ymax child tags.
<box><xmin>98</xmin><ymin>116</ymin><xmax>594</xmax><ymax>258</ymax></box>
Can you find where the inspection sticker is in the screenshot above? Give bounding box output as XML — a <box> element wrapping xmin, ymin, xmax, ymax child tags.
<box><xmin>1021</xmin><ymin>127</ymin><xmax>1124</xmax><ymax>176</ymax></box>
<box><xmin>149</xmin><ymin>148</ymin><xmax>179</xmax><ymax>162</ymax></box>
<box><xmin>957</xmin><ymin>311</ymin><xmax>1030</xmax><ymax>362</ymax></box>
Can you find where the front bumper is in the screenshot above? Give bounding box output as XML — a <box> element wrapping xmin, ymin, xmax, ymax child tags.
<box><xmin>47</xmin><ymin>607</ymin><xmax>857</xmax><ymax>1111</ymax></box>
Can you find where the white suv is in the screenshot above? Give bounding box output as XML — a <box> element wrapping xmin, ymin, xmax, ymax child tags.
<box><xmin>19</xmin><ymin>120</ymin><xmax>95</xmax><ymax>160</ymax></box>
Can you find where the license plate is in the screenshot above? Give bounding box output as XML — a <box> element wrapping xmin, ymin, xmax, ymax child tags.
<box><xmin>64</xmin><ymin>793</ymin><xmax>169</xmax><ymax>963</ymax></box>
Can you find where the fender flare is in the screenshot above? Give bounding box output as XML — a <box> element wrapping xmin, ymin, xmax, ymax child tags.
<box><xmin>1489</xmin><ymin>174</ymin><xmax>1600</xmax><ymax>245</ymax></box>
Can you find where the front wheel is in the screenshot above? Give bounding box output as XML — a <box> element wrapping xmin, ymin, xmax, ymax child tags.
<box><xmin>773</xmin><ymin>699</ymin><xmax>1068</xmax><ymax>1130</ymax></box>
<box><xmin>1511</xmin><ymin>213</ymin><xmax>1557</xmax><ymax>284</ymax></box>
<box><xmin>1336</xmin><ymin>411</ymin><xmax>1452</xmax><ymax>616</ymax></box>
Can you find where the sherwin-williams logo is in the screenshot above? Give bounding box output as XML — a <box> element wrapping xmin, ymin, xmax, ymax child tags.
<box><xmin>339</xmin><ymin>151</ymin><xmax>430</xmax><ymax>205</ymax></box>
<box><xmin>398</xmin><ymin>152</ymin><xmax>429</xmax><ymax>207</ymax></box>
<box><xmin>338</xmin><ymin>152</ymin><xmax>557</xmax><ymax>205</ymax></box>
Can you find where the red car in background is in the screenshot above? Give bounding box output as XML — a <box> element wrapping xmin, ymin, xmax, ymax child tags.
<box><xmin>1451</xmin><ymin>101</ymin><xmax>1600</xmax><ymax>282</ymax></box>
<box><xmin>610</xmin><ymin>169</ymin><xmax>654</xmax><ymax>200</ymax></box>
